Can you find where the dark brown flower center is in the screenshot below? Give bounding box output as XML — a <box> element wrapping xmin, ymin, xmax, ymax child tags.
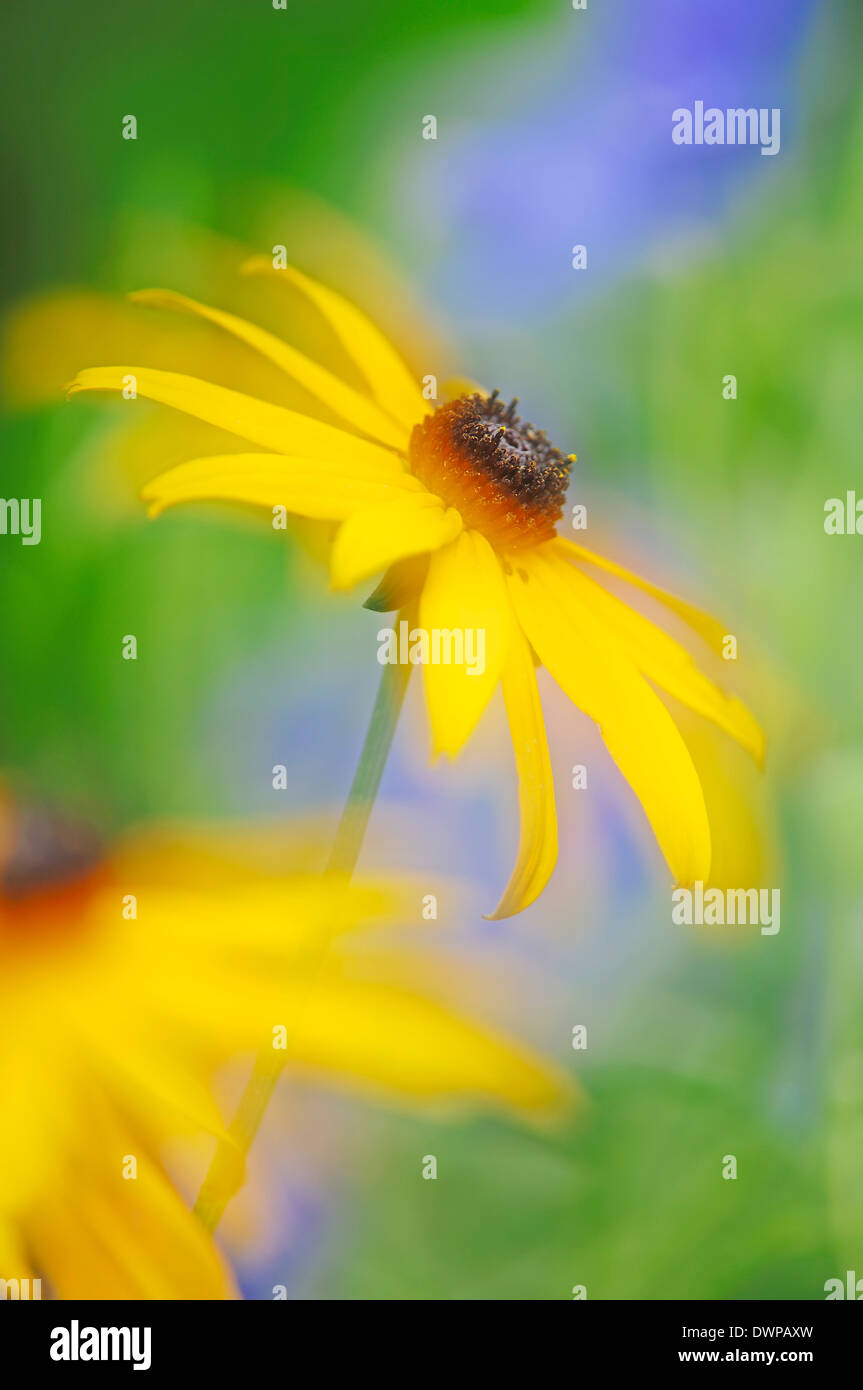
<box><xmin>0</xmin><ymin>805</ymin><xmax>107</xmax><ymax>943</ymax></box>
<box><xmin>1</xmin><ymin>806</ymin><xmax>103</xmax><ymax>900</ymax></box>
<box><xmin>409</xmin><ymin>391</ymin><xmax>573</xmax><ymax>550</ymax></box>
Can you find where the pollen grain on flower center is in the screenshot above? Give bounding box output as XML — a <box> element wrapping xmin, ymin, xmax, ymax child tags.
<box><xmin>408</xmin><ymin>391</ymin><xmax>573</xmax><ymax>550</ymax></box>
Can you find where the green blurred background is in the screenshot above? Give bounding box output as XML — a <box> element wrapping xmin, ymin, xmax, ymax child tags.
<box><xmin>1</xmin><ymin>0</ymin><xmax>862</xmax><ymax>1299</ymax></box>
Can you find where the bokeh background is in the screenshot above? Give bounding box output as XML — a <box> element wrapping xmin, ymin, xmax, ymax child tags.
<box><xmin>2</xmin><ymin>0</ymin><xmax>862</xmax><ymax>1298</ymax></box>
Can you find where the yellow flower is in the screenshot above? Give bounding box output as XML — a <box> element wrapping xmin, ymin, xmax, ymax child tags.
<box><xmin>0</xmin><ymin>803</ymin><xmax>568</xmax><ymax>1299</ymax></box>
<box><xmin>68</xmin><ymin>261</ymin><xmax>764</xmax><ymax>916</ymax></box>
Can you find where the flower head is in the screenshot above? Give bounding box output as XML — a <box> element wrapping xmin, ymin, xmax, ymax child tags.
<box><xmin>410</xmin><ymin>390</ymin><xmax>572</xmax><ymax>548</ymax></box>
<box><xmin>68</xmin><ymin>260</ymin><xmax>764</xmax><ymax>917</ymax></box>
<box><xmin>0</xmin><ymin>800</ymin><xmax>569</xmax><ymax>1298</ymax></box>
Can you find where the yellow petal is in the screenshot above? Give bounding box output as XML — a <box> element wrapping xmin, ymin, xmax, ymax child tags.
<box><xmin>511</xmin><ymin>551</ymin><xmax>711</xmax><ymax>886</ymax></box>
<box><xmin>289</xmin><ymin>976</ymin><xmax>572</xmax><ymax>1116</ymax></box>
<box><xmin>0</xmin><ymin>997</ymin><xmax>74</xmax><ymax>1209</ymax></box>
<box><xmin>486</xmin><ymin>625</ymin><xmax>558</xmax><ymax>920</ymax></box>
<box><xmin>241</xmin><ymin>255</ymin><xmax>429</xmax><ymax>431</ymax></box>
<box><xmin>34</xmin><ymin>1158</ymin><xmax>235</xmax><ymax>1300</ymax></box>
<box><xmin>0</xmin><ymin>1219</ymin><xmax>31</xmax><ymax>1285</ymax></box>
<box><xmin>141</xmin><ymin>453</ymin><xmax>423</xmax><ymax>521</ymax></box>
<box><xmin>330</xmin><ymin>496</ymin><xmax>462</xmax><ymax>591</ymax></box>
<box><xmin>419</xmin><ymin>530</ymin><xmax>511</xmax><ymax>758</ymax></box>
<box><xmin>2</xmin><ymin>289</ymin><xmax>209</xmax><ymax>407</ymax></box>
<box><xmin>547</xmin><ymin>549</ymin><xmax>764</xmax><ymax>765</ymax></box>
<box><xmin>674</xmin><ymin>712</ymin><xmax>775</xmax><ymax>892</ymax></box>
<box><xmin>113</xmin><ymin>879</ymin><xmax>399</xmax><ymax>961</ymax></box>
<box><xmin>70</xmin><ymin>1004</ymin><xmax>227</xmax><ymax>1142</ymax></box>
<box><xmin>553</xmin><ymin>536</ymin><xmax>729</xmax><ymax>654</ymax></box>
<box><xmin>67</xmin><ymin>367</ymin><xmax>401</xmax><ymax>473</ymax></box>
<box><xmin>129</xmin><ymin>289</ymin><xmax>409</xmax><ymax>451</ymax></box>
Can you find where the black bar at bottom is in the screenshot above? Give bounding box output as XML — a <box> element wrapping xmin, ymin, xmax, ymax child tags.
<box><xmin>1</xmin><ymin>1298</ymin><xmax>859</xmax><ymax>1374</ymax></box>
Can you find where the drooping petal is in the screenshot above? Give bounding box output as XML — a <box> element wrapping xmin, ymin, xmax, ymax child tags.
<box><xmin>673</xmin><ymin>712</ymin><xmax>774</xmax><ymax>892</ymax></box>
<box><xmin>241</xmin><ymin>256</ymin><xmax>429</xmax><ymax>431</ymax></box>
<box><xmin>288</xmin><ymin>975</ymin><xmax>572</xmax><ymax>1116</ymax></box>
<box><xmin>419</xmin><ymin>530</ymin><xmax>511</xmax><ymax>758</ymax></box>
<box><xmin>330</xmin><ymin>496</ymin><xmax>462</xmax><ymax>591</ymax></box>
<box><xmin>141</xmin><ymin>453</ymin><xmax>424</xmax><ymax>521</ymax></box>
<box><xmin>545</xmin><ymin>547</ymin><xmax>764</xmax><ymax>765</ymax></box>
<box><xmin>487</xmin><ymin>625</ymin><xmax>558</xmax><ymax>920</ymax></box>
<box><xmin>553</xmin><ymin>537</ymin><xmax>729</xmax><ymax>654</ymax></box>
<box><xmin>67</xmin><ymin>367</ymin><xmax>402</xmax><ymax>473</ymax></box>
<box><xmin>510</xmin><ymin>551</ymin><xmax>711</xmax><ymax>886</ymax></box>
<box><xmin>129</xmin><ymin>289</ymin><xmax>409</xmax><ymax>450</ymax></box>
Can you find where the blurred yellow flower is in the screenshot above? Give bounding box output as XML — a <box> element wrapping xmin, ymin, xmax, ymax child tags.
<box><xmin>0</xmin><ymin>803</ymin><xmax>569</xmax><ymax>1299</ymax></box>
<box><xmin>67</xmin><ymin>259</ymin><xmax>763</xmax><ymax>916</ymax></box>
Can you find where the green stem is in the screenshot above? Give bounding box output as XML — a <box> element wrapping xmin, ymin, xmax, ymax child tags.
<box><xmin>194</xmin><ymin>658</ymin><xmax>411</xmax><ymax>1235</ymax></box>
<box><xmin>325</xmin><ymin>656</ymin><xmax>412</xmax><ymax>877</ymax></box>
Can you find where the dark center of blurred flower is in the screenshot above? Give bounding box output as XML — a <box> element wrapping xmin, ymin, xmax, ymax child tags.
<box><xmin>0</xmin><ymin>805</ymin><xmax>106</xmax><ymax>932</ymax></box>
<box><xmin>409</xmin><ymin>391</ymin><xmax>572</xmax><ymax>550</ymax></box>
